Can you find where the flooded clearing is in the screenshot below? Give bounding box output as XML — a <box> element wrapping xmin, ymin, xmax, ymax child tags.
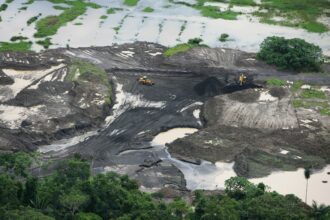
<box><xmin>0</xmin><ymin>0</ymin><xmax>329</xmax><ymax>55</ymax></box>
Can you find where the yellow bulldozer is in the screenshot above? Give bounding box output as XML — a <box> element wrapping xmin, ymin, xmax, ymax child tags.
<box><xmin>138</xmin><ymin>76</ymin><xmax>154</xmax><ymax>86</ymax></box>
<box><xmin>238</xmin><ymin>73</ymin><xmax>247</xmax><ymax>86</ymax></box>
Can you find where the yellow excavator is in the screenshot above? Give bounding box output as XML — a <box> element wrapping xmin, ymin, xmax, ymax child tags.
<box><xmin>138</xmin><ymin>76</ymin><xmax>154</xmax><ymax>86</ymax></box>
<box><xmin>238</xmin><ymin>73</ymin><xmax>247</xmax><ymax>86</ymax></box>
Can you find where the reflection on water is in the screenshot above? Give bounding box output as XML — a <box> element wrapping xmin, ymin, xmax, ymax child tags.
<box><xmin>251</xmin><ymin>166</ymin><xmax>330</xmax><ymax>205</ymax></box>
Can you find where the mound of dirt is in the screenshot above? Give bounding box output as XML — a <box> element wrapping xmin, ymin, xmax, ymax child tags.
<box><xmin>227</xmin><ymin>89</ymin><xmax>260</xmax><ymax>103</ymax></box>
<box><xmin>0</xmin><ymin>53</ymin><xmax>112</xmax><ymax>152</ymax></box>
<box><xmin>204</xmin><ymin>88</ymin><xmax>298</xmax><ymax>130</ymax></box>
<box><xmin>194</xmin><ymin>77</ymin><xmax>224</xmax><ymax>97</ymax></box>
<box><xmin>0</xmin><ymin>70</ymin><xmax>14</xmax><ymax>85</ymax></box>
<box><xmin>269</xmin><ymin>87</ymin><xmax>287</xmax><ymax>99</ymax></box>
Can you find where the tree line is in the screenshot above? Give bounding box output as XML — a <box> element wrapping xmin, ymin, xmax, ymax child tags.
<box><xmin>0</xmin><ymin>152</ymin><xmax>329</xmax><ymax>220</ymax></box>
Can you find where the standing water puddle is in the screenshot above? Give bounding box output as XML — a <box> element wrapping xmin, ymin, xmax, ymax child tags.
<box><xmin>152</xmin><ymin>128</ymin><xmax>330</xmax><ymax>205</ymax></box>
<box><xmin>152</xmin><ymin>128</ymin><xmax>236</xmax><ymax>190</ymax></box>
<box><xmin>250</xmin><ymin>166</ymin><xmax>330</xmax><ymax>205</ymax></box>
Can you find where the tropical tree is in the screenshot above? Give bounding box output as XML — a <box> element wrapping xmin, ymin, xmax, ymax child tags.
<box><xmin>60</xmin><ymin>189</ymin><xmax>89</xmax><ymax>217</ymax></box>
<box><xmin>225</xmin><ymin>176</ymin><xmax>263</xmax><ymax>200</ymax></box>
<box><xmin>257</xmin><ymin>36</ymin><xmax>323</xmax><ymax>72</ymax></box>
<box><xmin>304</xmin><ymin>168</ymin><xmax>311</xmax><ymax>203</ymax></box>
<box><xmin>310</xmin><ymin>201</ymin><xmax>330</xmax><ymax>220</ymax></box>
<box><xmin>168</xmin><ymin>197</ymin><xmax>192</xmax><ymax>219</ymax></box>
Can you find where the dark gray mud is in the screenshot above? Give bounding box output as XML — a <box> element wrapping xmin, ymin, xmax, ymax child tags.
<box><xmin>1</xmin><ymin>42</ymin><xmax>330</xmax><ymax>190</ymax></box>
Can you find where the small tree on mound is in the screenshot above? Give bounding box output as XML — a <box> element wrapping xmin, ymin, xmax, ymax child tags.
<box><xmin>188</xmin><ymin>38</ymin><xmax>203</xmax><ymax>45</ymax></box>
<box><xmin>257</xmin><ymin>36</ymin><xmax>323</xmax><ymax>72</ymax></box>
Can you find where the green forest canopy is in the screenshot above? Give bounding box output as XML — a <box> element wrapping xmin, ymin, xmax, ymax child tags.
<box><xmin>0</xmin><ymin>152</ymin><xmax>329</xmax><ymax>220</ymax></box>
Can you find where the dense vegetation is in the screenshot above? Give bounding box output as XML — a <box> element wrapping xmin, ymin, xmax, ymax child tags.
<box><xmin>257</xmin><ymin>36</ymin><xmax>323</xmax><ymax>72</ymax></box>
<box><xmin>1</xmin><ymin>152</ymin><xmax>329</xmax><ymax>220</ymax></box>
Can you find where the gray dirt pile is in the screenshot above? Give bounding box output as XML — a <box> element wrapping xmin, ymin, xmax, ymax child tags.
<box><xmin>0</xmin><ymin>51</ymin><xmax>111</xmax><ymax>152</ymax></box>
<box><xmin>169</xmin><ymin>86</ymin><xmax>330</xmax><ymax>178</ymax></box>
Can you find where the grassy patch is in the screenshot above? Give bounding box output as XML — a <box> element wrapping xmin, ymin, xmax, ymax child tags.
<box><xmin>292</xmin><ymin>99</ymin><xmax>330</xmax><ymax>116</ymax></box>
<box><xmin>197</xmin><ymin>5</ymin><xmax>240</xmax><ymax>20</ymax></box>
<box><xmin>292</xmin><ymin>80</ymin><xmax>304</xmax><ymax>92</ymax></box>
<box><xmin>106</xmin><ymin>7</ymin><xmax>123</xmax><ymax>14</ymax></box>
<box><xmin>0</xmin><ymin>41</ymin><xmax>32</xmax><ymax>52</ymax></box>
<box><xmin>19</xmin><ymin>6</ymin><xmax>28</xmax><ymax>11</ymax></box>
<box><xmin>292</xmin><ymin>100</ymin><xmax>328</xmax><ymax>108</ymax></box>
<box><xmin>23</xmin><ymin>0</ymin><xmax>34</xmax><ymax>4</ymax></box>
<box><xmin>320</xmin><ymin>108</ymin><xmax>330</xmax><ymax>116</ymax></box>
<box><xmin>266</xmin><ymin>78</ymin><xmax>286</xmax><ymax>87</ymax></box>
<box><xmin>36</xmin><ymin>38</ymin><xmax>52</xmax><ymax>49</ymax></box>
<box><xmin>10</xmin><ymin>36</ymin><xmax>29</xmax><ymax>42</ymax></box>
<box><xmin>100</xmin><ymin>15</ymin><xmax>108</xmax><ymax>20</ymax></box>
<box><xmin>27</xmin><ymin>14</ymin><xmax>41</xmax><ymax>25</ymax></box>
<box><xmin>107</xmin><ymin>8</ymin><xmax>115</xmax><ymax>14</ymax></box>
<box><xmin>164</xmin><ymin>39</ymin><xmax>208</xmax><ymax>57</ymax></box>
<box><xmin>0</xmin><ymin>41</ymin><xmax>31</xmax><ymax>53</ymax></box>
<box><xmin>53</xmin><ymin>5</ymin><xmax>68</xmax><ymax>10</ymax></box>
<box><xmin>300</xmin><ymin>89</ymin><xmax>327</xmax><ymax>99</ymax></box>
<box><xmin>230</xmin><ymin>0</ymin><xmax>256</xmax><ymax>6</ymax></box>
<box><xmin>34</xmin><ymin>0</ymin><xmax>101</xmax><ymax>38</ymax></box>
<box><xmin>292</xmin><ymin>87</ymin><xmax>330</xmax><ymax>116</ymax></box>
<box><xmin>253</xmin><ymin>0</ymin><xmax>330</xmax><ymax>33</ymax></box>
<box><xmin>164</xmin><ymin>44</ymin><xmax>195</xmax><ymax>57</ymax></box>
<box><xmin>124</xmin><ymin>0</ymin><xmax>139</xmax><ymax>6</ymax></box>
<box><xmin>66</xmin><ymin>60</ymin><xmax>108</xmax><ymax>83</ymax></box>
<box><xmin>301</xmin><ymin>21</ymin><xmax>328</xmax><ymax>33</ymax></box>
<box><xmin>143</xmin><ymin>7</ymin><xmax>154</xmax><ymax>13</ymax></box>
<box><xmin>183</xmin><ymin>0</ymin><xmax>329</xmax><ymax>32</ymax></box>
<box><xmin>66</xmin><ymin>60</ymin><xmax>112</xmax><ymax>104</ymax></box>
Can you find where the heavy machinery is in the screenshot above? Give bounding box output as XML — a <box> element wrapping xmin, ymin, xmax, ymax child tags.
<box><xmin>238</xmin><ymin>73</ymin><xmax>247</xmax><ymax>86</ymax></box>
<box><xmin>138</xmin><ymin>76</ymin><xmax>154</xmax><ymax>86</ymax></box>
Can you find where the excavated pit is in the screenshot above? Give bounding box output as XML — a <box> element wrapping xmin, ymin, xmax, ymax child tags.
<box><xmin>0</xmin><ymin>42</ymin><xmax>329</xmax><ymax>199</ymax></box>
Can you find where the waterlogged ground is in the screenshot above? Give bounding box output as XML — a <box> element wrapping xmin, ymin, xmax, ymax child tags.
<box><xmin>152</xmin><ymin>128</ymin><xmax>330</xmax><ymax>206</ymax></box>
<box><xmin>0</xmin><ymin>0</ymin><xmax>330</xmax><ymax>55</ymax></box>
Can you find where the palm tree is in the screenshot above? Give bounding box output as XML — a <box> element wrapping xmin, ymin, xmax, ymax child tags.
<box><xmin>310</xmin><ymin>201</ymin><xmax>330</xmax><ymax>220</ymax></box>
<box><xmin>304</xmin><ymin>168</ymin><xmax>311</xmax><ymax>203</ymax></box>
